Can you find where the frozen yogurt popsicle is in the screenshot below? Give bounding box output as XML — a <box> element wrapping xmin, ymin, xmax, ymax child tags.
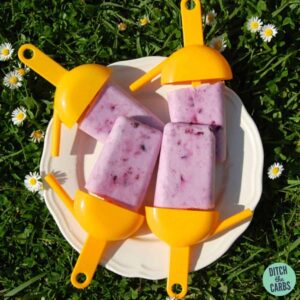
<box><xmin>85</xmin><ymin>116</ymin><xmax>162</xmax><ymax>211</ymax></box>
<box><xmin>167</xmin><ymin>82</ymin><xmax>226</xmax><ymax>162</ymax></box>
<box><xmin>79</xmin><ymin>82</ymin><xmax>164</xmax><ymax>141</ymax></box>
<box><xmin>154</xmin><ymin>123</ymin><xmax>215</xmax><ymax>210</ymax></box>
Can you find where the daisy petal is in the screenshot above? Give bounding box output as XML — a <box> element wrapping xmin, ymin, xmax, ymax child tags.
<box><xmin>16</xmin><ymin>63</ymin><xmax>30</xmax><ymax>76</ymax></box>
<box><xmin>208</xmin><ymin>36</ymin><xmax>227</xmax><ymax>52</ymax></box>
<box><xmin>260</xmin><ymin>24</ymin><xmax>278</xmax><ymax>42</ymax></box>
<box><xmin>3</xmin><ymin>70</ymin><xmax>23</xmax><ymax>90</ymax></box>
<box><xmin>30</xmin><ymin>130</ymin><xmax>45</xmax><ymax>143</ymax></box>
<box><xmin>267</xmin><ymin>162</ymin><xmax>284</xmax><ymax>179</ymax></box>
<box><xmin>247</xmin><ymin>16</ymin><xmax>263</xmax><ymax>33</ymax></box>
<box><xmin>24</xmin><ymin>172</ymin><xmax>43</xmax><ymax>192</ymax></box>
<box><xmin>206</xmin><ymin>10</ymin><xmax>217</xmax><ymax>26</ymax></box>
<box><xmin>11</xmin><ymin>106</ymin><xmax>27</xmax><ymax>126</ymax></box>
<box><xmin>0</xmin><ymin>42</ymin><xmax>14</xmax><ymax>61</ymax></box>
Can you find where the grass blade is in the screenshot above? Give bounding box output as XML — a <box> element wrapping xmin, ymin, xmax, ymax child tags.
<box><xmin>4</xmin><ymin>273</ymin><xmax>46</xmax><ymax>297</ymax></box>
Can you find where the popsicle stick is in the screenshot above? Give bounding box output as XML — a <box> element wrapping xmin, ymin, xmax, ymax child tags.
<box><xmin>51</xmin><ymin>111</ymin><xmax>61</xmax><ymax>157</ymax></box>
<box><xmin>18</xmin><ymin>44</ymin><xmax>67</xmax><ymax>87</ymax></box>
<box><xmin>71</xmin><ymin>236</ymin><xmax>107</xmax><ymax>289</ymax></box>
<box><xmin>213</xmin><ymin>209</ymin><xmax>253</xmax><ymax>236</ymax></box>
<box><xmin>180</xmin><ymin>0</ymin><xmax>204</xmax><ymax>46</ymax></box>
<box><xmin>167</xmin><ymin>246</ymin><xmax>189</xmax><ymax>299</ymax></box>
<box><xmin>44</xmin><ymin>173</ymin><xmax>74</xmax><ymax>214</ymax></box>
<box><xmin>129</xmin><ymin>60</ymin><xmax>165</xmax><ymax>92</ymax></box>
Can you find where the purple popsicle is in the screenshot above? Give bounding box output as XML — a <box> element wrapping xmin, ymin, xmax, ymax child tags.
<box><xmin>167</xmin><ymin>82</ymin><xmax>226</xmax><ymax>162</ymax></box>
<box><xmin>85</xmin><ymin>116</ymin><xmax>162</xmax><ymax>211</ymax></box>
<box><xmin>79</xmin><ymin>82</ymin><xmax>164</xmax><ymax>141</ymax></box>
<box><xmin>154</xmin><ymin>123</ymin><xmax>216</xmax><ymax>210</ymax></box>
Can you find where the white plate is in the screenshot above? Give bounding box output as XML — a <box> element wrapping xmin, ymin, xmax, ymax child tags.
<box><xmin>40</xmin><ymin>57</ymin><xmax>264</xmax><ymax>280</ymax></box>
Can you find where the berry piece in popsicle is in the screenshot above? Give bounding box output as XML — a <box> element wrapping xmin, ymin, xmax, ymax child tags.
<box><xmin>167</xmin><ymin>82</ymin><xmax>226</xmax><ymax>162</ymax></box>
<box><xmin>79</xmin><ymin>82</ymin><xmax>164</xmax><ymax>142</ymax></box>
<box><xmin>85</xmin><ymin>116</ymin><xmax>162</xmax><ymax>211</ymax></box>
<box><xmin>154</xmin><ymin>123</ymin><xmax>215</xmax><ymax>210</ymax></box>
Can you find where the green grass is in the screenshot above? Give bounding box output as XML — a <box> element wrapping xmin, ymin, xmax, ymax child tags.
<box><xmin>0</xmin><ymin>0</ymin><xmax>299</xmax><ymax>299</ymax></box>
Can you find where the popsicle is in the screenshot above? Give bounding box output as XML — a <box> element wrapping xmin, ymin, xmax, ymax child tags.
<box><xmin>17</xmin><ymin>44</ymin><xmax>164</xmax><ymax>157</ymax></box>
<box><xmin>86</xmin><ymin>116</ymin><xmax>162</xmax><ymax>211</ymax></box>
<box><xmin>154</xmin><ymin>122</ymin><xmax>215</xmax><ymax>210</ymax></box>
<box><xmin>79</xmin><ymin>82</ymin><xmax>164</xmax><ymax>142</ymax></box>
<box><xmin>167</xmin><ymin>82</ymin><xmax>226</xmax><ymax>162</ymax></box>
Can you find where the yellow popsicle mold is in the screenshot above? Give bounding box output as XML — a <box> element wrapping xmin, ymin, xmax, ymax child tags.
<box><xmin>18</xmin><ymin>44</ymin><xmax>111</xmax><ymax>157</ymax></box>
<box><xmin>129</xmin><ymin>0</ymin><xmax>232</xmax><ymax>91</ymax></box>
<box><xmin>45</xmin><ymin>173</ymin><xmax>144</xmax><ymax>289</ymax></box>
<box><xmin>146</xmin><ymin>207</ymin><xmax>253</xmax><ymax>299</ymax></box>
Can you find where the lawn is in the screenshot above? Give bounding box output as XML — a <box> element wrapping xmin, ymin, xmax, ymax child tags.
<box><xmin>0</xmin><ymin>0</ymin><xmax>299</xmax><ymax>299</ymax></box>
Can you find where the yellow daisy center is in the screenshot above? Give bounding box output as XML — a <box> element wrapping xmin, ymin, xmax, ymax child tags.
<box><xmin>140</xmin><ymin>18</ymin><xmax>149</xmax><ymax>26</ymax></box>
<box><xmin>250</xmin><ymin>22</ymin><xmax>259</xmax><ymax>29</ymax></box>
<box><xmin>264</xmin><ymin>28</ymin><xmax>273</xmax><ymax>37</ymax></box>
<box><xmin>32</xmin><ymin>130</ymin><xmax>43</xmax><ymax>139</ymax></box>
<box><xmin>16</xmin><ymin>112</ymin><xmax>25</xmax><ymax>121</ymax></box>
<box><xmin>118</xmin><ymin>23</ymin><xmax>127</xmax><ymax>31</ymax></box>
<box><xmin>272</xmin><ymin>167</ymin><xmax>280</xmax><ymax>175</ymax></box>
<box><xmin>215</xmin><ymin>40</ymin><xmax>222</xmax><ymax>50</ymax></box>
<box><xmin>18</xmin><ymin>68</ymin><xmax>26</xmax><ymax>76</ymax></box>
<box><xmin>29</xmin><ymin>178</ymin><xmax>37</xmax><ymax>185</ymax></box>
<box><xmin>9</xmin><ymin>76</ymin><xmax>18</xmax><ymax>84</ymax></box>
<box><xmin>1</xmin><ymin>48</ymin><xmax>9</xmax><ymax>56</ymax></box>
<box><xmin>207</xmin><ymin>14</ymin><xmax>215</xmax><ymax>22</ymax></box>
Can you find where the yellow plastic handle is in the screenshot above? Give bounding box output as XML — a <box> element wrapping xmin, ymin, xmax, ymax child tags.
<box><xmin>44</xmin><ymin>173</ymin><xmax>74</xmax><ymax>214</ymax></box>
<box><xmin>180</xmin><ymin>0</ymin><xmax>203</xmax><ymax>46</ymax></box>
<box><xmin>71</xmin><ymin>235</ymin><xmax>107</xmax><ymax>289</ymax></box>
<box><xmin>18</xmin><ymin>44</ymin><xmax>67</xmax><ymax>87</ymax></box>
<box><xmin>213</xmin><ymin>209</ymin><xmax>253</xmax><ymax>236</ymax></box>
<box><xmin>129</xmin><ymin>59</ymin><xmax>165</xmax><ymax>92</ymax></box>
<box><xmin>51</xmin><ymin>111</ymin><xmax>61</xmax><ymax>157</ymax></box>
<box><xmin>167</xmin><ymin>246</ymin><xmax>189</xmax><ymax>299</ymax></box>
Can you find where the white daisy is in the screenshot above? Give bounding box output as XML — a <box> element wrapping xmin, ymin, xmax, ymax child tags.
<box><xmin>206</xmin><ymin>10</ymin><xmax>217</xmax><ymax>26</ymax></box>
<box><xmin>3</xmin><ymin>70</ymin><xmax>23</xmax><ymax>89</ymax></box>
<box><xmin>260</xmin><ymin>24</ymin><xmax>278</xmax><ymax>42</ymax></box>
<box><xmin>118</xmin><ymin>22</ymin><xmax>127</xmax><ymax>31</ymax></box>
<box><xmin>30</xmin><ymin>130</ymin><xmax>45</xmax><ymax>143</ymax></box>
<box><xmin>38</xmin><ymin>187</ymin><xmax>45</xmax><ymax>201</ymax></box>
<box><xmin>139</xmin><ymin>16</ymin><xmax>150</xmax><ymax>26</ymax></box>
<box><xmin>208</xmin><ymin>36</ymin><xmax>227</xmax><ymax>52</ymax></box>
<box><xmin>24</xmin><ymin>172</ymin><xmax>43</xmax><ymax>192</ymax></box>
<box><xmin>267</xmin><ymin>162</ymin><xmax>284</xmax><ymax>179</ymax></box>
<box><xmin>16</xmin><ymin>63</ymin><xmax>30</xmax><ymax>76</ymax></box>
<box><xmin>11</xmin><ymin>106</ymin><xmax>27</xmax><ymax>126</ymax></box>
<box><xmin>247</xmin><ymin>16</ymin><xmax>263</xmax><ymax>33</ymax></box>
<box><xmin>0</xmin><ymin>42</ymin><xmax>14</xmax><ymax>61</ymax></box>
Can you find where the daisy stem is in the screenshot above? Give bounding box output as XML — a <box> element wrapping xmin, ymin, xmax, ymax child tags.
<box><xmin>13</xmin><ymin>133</ymin><xmax>27</xmax><ymax>161</ymax></box>
<box><xmin>10</xmin><ymin>89</ymin><xmax>13</xmax><ymax>103</ymax></box>
<box><xmin>24</xmin><ymin>83</ymin><xmax>29</xmax><ymax>98</ymax></box>
<box><xmin>29</xmin><ymin>118</ymin><xmax>42</xmax><ymax>128</ymax></box>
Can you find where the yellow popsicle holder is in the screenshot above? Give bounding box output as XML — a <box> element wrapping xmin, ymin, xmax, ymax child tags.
<box><xmin>129</xmin><ymin>0</ymin><xmax>232</xmax><ymax>92</ymax></box>
<box><xmin>18</xmin><ymin>44</ymin><xmax>112</xmax><ymax>157</ymax></box>
<box><xmin>44</xmin><ymin>173</ymin><xmax>144</xmax><ymax>288</ymax></box>
<box><xmin>146</xmin><ymin>207</ymin><xmax>253</xmax><ymax>299</ymax></box>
